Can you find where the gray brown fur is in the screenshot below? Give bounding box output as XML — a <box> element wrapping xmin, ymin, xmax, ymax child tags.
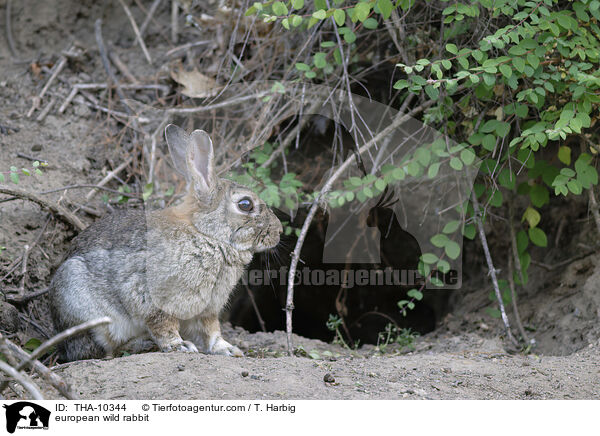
<box><xmin>49</xmin><ymin>125</ymin><xmax>282</xmax><ymax>361</ymax></box>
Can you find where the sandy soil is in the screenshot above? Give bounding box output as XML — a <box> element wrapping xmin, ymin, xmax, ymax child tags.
<box><xmin>43</xmin><ymin>325</ymin><xmax>600</xmax><ymax>400</ymax></box>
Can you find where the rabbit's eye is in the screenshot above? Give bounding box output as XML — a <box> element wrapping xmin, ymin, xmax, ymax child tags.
<box><xmin>237</xmin><ymin>197</ymin><xmax>254</xmax><ymax>212</ymax></box>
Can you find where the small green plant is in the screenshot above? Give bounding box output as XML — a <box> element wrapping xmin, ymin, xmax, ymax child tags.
<box><xmin>326</xmin><ymin>314</ymin><xmax>360</xmax><ymax>350</ymax></box>
<box><xmin>376</xmin><ymin>323</ymin><xmax>419</xmax><ymax>354</ymax></box>
<box><xmin>0</xmin><ymin>161</ymin><xmax>47</xmax><ymax>184</ymax></box>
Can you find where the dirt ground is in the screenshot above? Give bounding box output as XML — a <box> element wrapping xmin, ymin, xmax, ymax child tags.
<box><xmin>40</xmin><ymin>325</ymin><xmax>600</xmax><ymax>400</ymax></box>
<box><xmin>1</xmin><ymin>0</ymin><xmax>599</xmax><ymax>400</ymax></box>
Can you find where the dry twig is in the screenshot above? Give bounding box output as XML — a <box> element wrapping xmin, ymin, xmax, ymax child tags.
<box><xmin>116</xmin><ymin>0</ymin><xmax>152</xmax><ymax>64</ymax></box>
<box><xmin>0</xmin><ymin>337</ymin><xmax>78</xmax><ymax>399</ymax></box>
<box><xmin>0</xmin><ymin>185</ymin><xmax>85</xmax><ymax>231</ymax></box>
<box><xmin>0</xmin><ymin>359</ymin><xmax>44</xmax><ymax>400</ymax></box>
<box><xmin>471</xmin><ymin>190</ymin><xmax>519</xmax><ymax>347</ymax></box>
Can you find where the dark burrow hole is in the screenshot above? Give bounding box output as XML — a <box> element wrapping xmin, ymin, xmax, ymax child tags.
<box><xmin>227</xmin><ymin>205</ymin><xmax>453</xmax><ymax>346</ymax></box>
<box><xmin>227</xmin><ymin>64</ymin><xmax>456</xmax><ymax>346</ymax></box>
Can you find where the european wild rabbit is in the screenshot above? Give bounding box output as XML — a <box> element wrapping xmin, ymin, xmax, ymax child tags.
<box><xmin>49</xmin><ymin>125</ymin><xmax>282</xmax><ymax>361</ymax></box>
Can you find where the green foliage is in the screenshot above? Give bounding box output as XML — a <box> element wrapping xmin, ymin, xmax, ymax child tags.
<box><xmin>0</xmin><ymin>161</ymin><xmax>47</xmax><ymax>184</ymax></box>
<box><xmin>326</xmin><ymin>314</ymin><xmax>358</xmax><ymax>349</ymax></box>
<box><xmin>246</xmin><ymin>0</ymin><xmax>600</xmax><ymax>326</ymax></box>
<box><xmin>23</xmin><ymin>338</ymin><xmax>42</xmax><ymax>353</ymax></box>
<box><xmin>376</xmin><ymin>324</ymin><xmax>419</xmax><ymax>353</ymax></box>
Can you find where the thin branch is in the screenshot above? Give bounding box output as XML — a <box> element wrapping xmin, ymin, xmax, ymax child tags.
<box><xmin>0</xmin><ymin>360</ymin><xmax>44</xmax><ymax>400</ymax></box>
<box><xmin>5</xmin><ymin>287</ymin><xmax>49</xmax><ymax>305</ymax></box>
<box><xmin>471</xmin><ymin>189</ymin><xmax>519</xmax><ymax>347</ymax></box>
<box><xmin>508</xmin><ymin>202</ymin><xmax>531</xmax><ymax>345</ymax></box>
<box><xmin>116</xmin><ymin>0</ymin><xmax>152</xmax><ymax>64</ymax></box>
<box><xmin>17</xmin><ymin>317</ymin><xmax>112</xmax><ymax>373</ymax></box>
<box><xmin>94</xmin><ymin>19</ymin><xmax>132</xmax><ymax>116</ymax></box>
<box><xmin>166</xmin><ymin>92</ymin><xmax>269</xmax><ymax>114</ymax></box>
<box><xmin>139</xmin><ymin>0</ymin><xmax>163</xmax><ymax>37</ymax></box>
<box><xmin>507</xmin><ymin>249</ymin><xmax>531</xmax><ymax>345</ymax></box>
<box><xmin>85</xmin><ymin>157</ymin><xmax>133</xmax><ymax>201</ymax></box>
<box><xmin>0</xmin><ymin>185</ymin><xmax>85</xmax><ymax>231</ymax></box>
<box><xmin>0</xmin><ymin>337</ymin><xmax>78</xmax><ymax>399</ymax></box>
<box><xmin>245</xmin><ymin>285</ymin><xmax>266</xmax><ymax>333</ymax></box>
<box><xmin>588</xmin><ymin>186</ymin><xmax>600</xmax><ymax>235</ymax></box>
<box><xmin>5</xmin><ymin>0</ymin><xmax>21</xmax><ymax>60</ymax></box>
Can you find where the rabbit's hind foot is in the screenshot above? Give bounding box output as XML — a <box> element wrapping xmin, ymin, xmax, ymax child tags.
<box><xmin>156</xmin><ymin>339</ymin><xmax>198</xmax><ymax>353</ymax></box>
<box><xmin>208</xmin><ymin>335</ymin><xmax>243</xmax><ymax>357</ymax></box>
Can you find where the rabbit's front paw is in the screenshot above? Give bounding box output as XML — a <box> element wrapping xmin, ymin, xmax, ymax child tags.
<box><xmin>161</xmin><ymin>339</ymin><xmax>199</xmax><ymax>353</ymax></box>
<box><xmin>209</xmin><ymin>337</ymin><xmax>243</xmax><ymax>357</ymax></box>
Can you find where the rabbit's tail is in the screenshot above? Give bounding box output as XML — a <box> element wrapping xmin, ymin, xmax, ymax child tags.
<box><xmin>57</xmin><ymin>333</ymin><xmax>107</xmax><ymax>362</ymax></box>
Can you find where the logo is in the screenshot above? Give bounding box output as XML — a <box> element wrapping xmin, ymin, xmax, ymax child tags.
<box><xmin>3</xmin><ymin>402</ymin><xmax>50</xmax><ymax>433</ymax></box>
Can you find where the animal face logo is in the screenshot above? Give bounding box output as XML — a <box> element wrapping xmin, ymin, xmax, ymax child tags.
<box><xmin>3</xmin><ymin>402</ymin><xmax>51</xmax><ymax>433</ymax></box>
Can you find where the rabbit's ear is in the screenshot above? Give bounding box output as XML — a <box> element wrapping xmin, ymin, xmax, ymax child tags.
<box><xmin>165</xmin><ymin>124</ymin><xmax>191</xmax><ymax>180</ymax></box>
<box><xmin>187</xmin><ymin>129</ymin><xmax>216</xmax><ymax>195</ymax></box>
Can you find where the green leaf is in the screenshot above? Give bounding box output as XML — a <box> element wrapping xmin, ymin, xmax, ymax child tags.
<box><xmin>498</xmin><ymin>168</ymin><xmax>515</xmax><ymax>190</ymax></box>
<box><xmin>272</xmin><ymin>1</ymin><xmax>288</xmax><ymax>16</ymax></box>
<box><xmin>407</xmin><ymin>289</ymin><xmax>423</xmax><ymax>301</ymax></box>
<box><xmin>528</xmin><ymin>227</ymin><xmax>548</xmax><ymax>247</ymax></box>
<box><xmin>292</xmin><ymin>0</ymin><xmax>304</xmax><ymax>9</ymax></box>
<box><xmin>446</xmin><ymin>43</ymin><xmax>458</xmax><ymax>54</ymax></box>
<box><xmin>313</xmin><ymin>52</ymin><xmax>327</xmax><ymax>68</ymax></box>
<box><xmin>529</xmin><ymin>184</ymin><xmax>549</xmax><ymax>207</ymax></box>
<box><xmin>567</xmin><ymin>179</ymin><xmax>583</xmax><ymax>195</ymax></box>
<box><xmin>428</xmin><ymin>162</ymin><xmax>440</xmax><ymax>179</ymax></box>
<box><xmin>489</xmin><ymin>189</ymin><xmax>503</xmax><ymax>207</ymax></box>
<box><xmin>334</xmin><ymin>9</ymin><xmax>345</xmax><ymax>26</ymax></box>
<box><xmin>23</xmin><ymin>338</ymin><xmax>42</xmax><ymax>352</ymax></box>
<box><xmin>516</xmin><ymin>230</ymin><xmax>528</xmax><ymax>253</ymax></box>
<box><xmin>415</xmin><ymin>148</ymin><xmax>431</xmax><ymax>166</ymax></box>
<box><xmin>142</xmin><ymin>183</ymin><xmax>154</xmax><ymax>202</ymax></box>
<box><xmin>421</xmin><ymin>253</ymin><xmax>438</xmax><ymax>264</ymax></box>
<box><xmin>374</xmin><ymin>178</ymin><xmax>386</xmax><ymax>191</ymax></box>
<box><xmin>343</xmin><ymin>31</ymin><xmax>356</xmax><ymax>43</ymax></box>
<box><xmin>443</xmin><ymin>220</ymin><xmax>461</xmax><ymax>234</ymax></box>
<box><xmin>425</xmin><ymin>85</ymin><xmax>439</xmax><ymax>100</ymax></box>
<box><xmin>393</xmin><ymin>79</ymin><xmax>409</xmax><ymax>90</ymax></box>
<box><xmin>558</xmin><ymin>146</ymin><xmax>571</xmax><ymax>165</ymax></box>
<box><xmin>526</xmin><ymin>52</ymin><xmax>539</xmax><ymax>69</ymax></box>
<box><xmin>522</xmin><ymin>206</ymin><xmax>541</xmax><ymax>228</ymax></box>
<box><xmin>377</xmin><ymin>0</ymin><xmax>393</xmax><ymax>19</ymax></box>
<box><xmin>482</xmin><ymin>134</ymin><xmax>496</xmax><ymax>151</ymax></box>
<box><xmin>312</xmin><ymin>9</ymin><xmax>326</xmax><ymax>20</ymax></box>
<box><xmin>463</xmin><ymin>224</ymin><xmax>476</xmax><ymax>239</ymax></box>
<box><xmin>450</xmin><ymin>157</ymin><xmax>463</xmax><ymax>171</ymax></box>
<box><xmin>460</xmin><ymin>148</ymin><xmax>476</xmax><ymax>165</ymax></box>
<box><xmin>499</xmin><ymin>64</ymin><xmax>512</xmax><ymax>78</ymax></box>
<box><xmin>354</xmin><ymin>2</ymin><xmax>371</xmax><ymax>21</ymax></box>
<box><xmin>513</xmin><ymin>57</ymin><xmax>525</xmax><ymax>73</ymax></box>
<box><xmin>437</xmin><ymin>260</ymin><xmax>451</xmax><ymax>274</ymax></box>
<box><xmin>431</xmin><ymin>234</ymin><xmax>449</xmax><ymax>248</ymax></box>
<box><xmin>445</xmin><ymin>240</ymin><xmax>461</xmax><ymax>260</ymax></box>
